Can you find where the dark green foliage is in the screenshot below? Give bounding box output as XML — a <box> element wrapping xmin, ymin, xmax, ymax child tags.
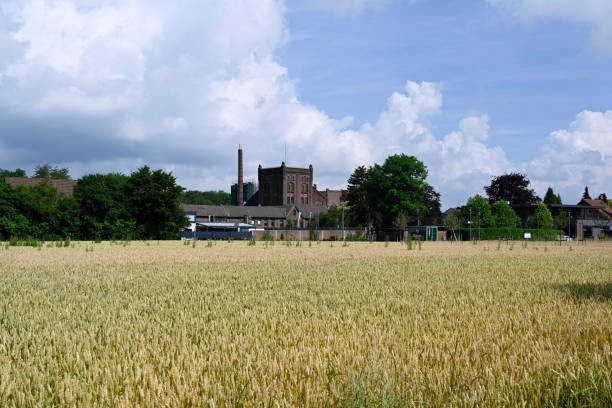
<box><xmin>596</xmin><ymin>192</ymin><xmax>607</xmax><ymax>202</ymax></box>
<box><xmin>455</xmin><ymin>227</ymin><xmax>564</xmax><ymax>241</ymax></box>
<box><xmin>0</xmin><ymin>168</ymin><xmax>27</xmax><ymax>178</ymax></box>
<box><xmin>461</xmin><ymin>195</ymin><xmax>495</xmax><ymax>228</ymax></box>
<box><xmin>543</xmin><ymin>187</ymin><xmax>562</xmax><ymax>204</ymax></box>
<box><xmin>33</xmin><ymin>163</ymin><xmax>70</xmax><ymax>179</ymax></box>
<box><xmin>367</xmin><ymin>154</ymin><xmax>429</xmax><ymax>228</ymax></box>
<box><xmin>318</xmin><ymin>205</ymin><xmax>341</xmax><ymax>228</ymax></box>
<box><xmin>1</xmin><ymin>166</ymin><xmax>187</xmax><ymax>241</ymax></box>
<box><xmin>126</xmin><ymin>166</ymin><xmax>187</xmax><ymax>240</ymax></box>
<box><xmin>582</xmin><ymin>186</ymin><xmax>591</xmax><ymax>200</ymax></box>
<box><xmin>344</xmin><ymin>231</ymin><xmax>365</xmax><ymax>241</ymax></box>
<box><xmin>181</xmin><ymin>190</ymin><xmax>230</xmax><ymax>205</ymax></box>
<box><xmin>485</xmin><ymin>173</ymin><xmax>540</xmax><ymax>205</ymax></box>
<box><xmin>74</xmin><ymin>173</ymin><xmax>134</xmax><ymax>240</ymax></box>
<box><xmin>491</xmin><ymin>201</ymin><xmax>520</xmax><ymax>229</ymax></box>
<box><xmin>345</xmin><ymin>166</ymin><xmax>372</xmax><ymax>227</ymax></box>
<box><xmin>346</xmin><ymin>155</ymin><xmax>440</xmax><ymax>228</ymax></box>
<box><xmin>527</xmin><ymin>203</ymin><xmax>554</xmax><ymax>230</ymax></box>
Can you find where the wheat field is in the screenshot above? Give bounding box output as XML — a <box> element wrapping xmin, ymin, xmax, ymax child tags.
<box><xmin>0</xmin><ymin>240</ymin><xmax>610</xmax><ymax>407</ymax></box>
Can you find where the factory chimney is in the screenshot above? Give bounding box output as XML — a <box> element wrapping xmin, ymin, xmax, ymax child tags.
<box><xmin>237</xmin><ymin>146</ymin><xmax>244</xmax><ymax>206</ymax></box>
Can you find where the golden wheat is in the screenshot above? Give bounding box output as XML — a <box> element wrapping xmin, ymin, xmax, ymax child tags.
<box><xmin>0</xmin><ymin>240</ymin><xmax>610</xmax><ymax>407</ymax></box>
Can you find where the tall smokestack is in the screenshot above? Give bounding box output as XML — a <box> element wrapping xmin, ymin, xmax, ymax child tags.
<box><xmin>238</xmin><ymin>146</ymin><xmax>244</xmax><ymax>206</ymax></box>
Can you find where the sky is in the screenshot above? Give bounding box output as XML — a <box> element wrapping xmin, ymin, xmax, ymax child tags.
<box><xmin>0</xmin><ymin>0</ymin><xmax>611</xmax><ymax>208</ymax></box>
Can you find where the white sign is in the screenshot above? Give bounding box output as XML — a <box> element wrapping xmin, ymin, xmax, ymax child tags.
<box><xmin>524</xmin><ymin>232</ymin><xmax>531</xmax><ymax>239</ymax></box>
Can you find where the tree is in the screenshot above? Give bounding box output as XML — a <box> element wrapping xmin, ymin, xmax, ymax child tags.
<box><xmin>74</xmin><ymin>173</ymin><xmax>132</xmax><ymax>240</ymax></box>
<box><xmin>0</xmin><ymin>179</ymin><xmax>31</xmax><ymax>239</ymax></box>
<box><xmin>34</xmin><ymin>164</ymin><xmax>70</xmax><ymax>179</ymax></box>
<box><xmin>181</xmin><ymin>190</ymin><xmax>231</xmax><ymax>205</ymax></box>
<box><xmin>597</xmin><ymin>193</ymin><xmax>608</xmax><ymax>203</ymax></box>
<box><xmin>444</xmin><ymin>211</ymin><xmax>460</xmax><ymax>241</ymax></box>
<box><xmin>365</xmin><ymin>154</ymin><xmax>429</xmax><ymax>228</ymax></box>
<box><xmin>461</xmin><ymin>195</ymin><xmax>495</xmax><ymax>229</ymax></box>
<box><xmin>527</xmin><ymin>203</ymin><xmax>553</xmax><ymax>230</ymax></box>
<box><xmin>346</xmin><ymin>165</ymin><xmax>372</xmax><ymax>227</ymax></box>
<box><xmin>421</xmin><ymin>185</ymin><xmax>442</xmax><ymax>225</ymax></box>
<box><xmin>0</xmin><ymin>168</ymin><xmax>27</xmax><ymax>178</ymax></box>
<box><xmin>126</xmin><ymin>166</ymin><xmax>187</xmax><ymax>240</ymax></box>
<box><xmin>318</xmin><ymin>205</ymin><xmax>341</xmax><ymax>228</ymax></box>
<box><xmin>543</xmin><ymin>187</ymin><xmax>562</xmax><ymax>205</ymax></box>
<box><xmin>491</xmin><ymin>201</ymin><xmax>520</xmax><ymax>229</ymax></box>
<box><xmin>582</xmin><ymin>186</ymin><xmax>591</xmax><ymax>200</ymax></box>
<box><xmin>484</xmin><ymin>173</ymin><xmax>540</xmax><ymax>205</ymax></box>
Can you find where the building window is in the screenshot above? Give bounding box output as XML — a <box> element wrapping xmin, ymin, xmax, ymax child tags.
<box><xmin>288</xmin><ymin>182</ymin><xmax>295</xmax><ymax>193</ymax></box>
<box><xmin>287</xmin><ymin>196</ymin><xmax>294</xmax><ymax>204</ymax></box>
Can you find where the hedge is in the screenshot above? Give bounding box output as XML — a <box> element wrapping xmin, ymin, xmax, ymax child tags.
<box><xmin>450</xmin><ymin>228</ymin><xmax>564</xmax><ymax>241</ymax></box>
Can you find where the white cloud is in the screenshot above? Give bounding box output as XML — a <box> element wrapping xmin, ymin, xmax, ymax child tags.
<box><xmin>0</xmin><ymin>0</ymin><xmax>609</xmax><ymax>209</ymax></box>
<box><xmin>525</xmin><ymin>110</ymin><xmax>612</xmax><ymax>202</ymax></box>
<box><xmin>306</xmin><ymin>0</ymin><xmax>392</xmax><ymax>14</ymax></box>
<box><xmin>487</xmin><ymin>0</ymin><xmax>612</xmax><ymax>51</ymax></box>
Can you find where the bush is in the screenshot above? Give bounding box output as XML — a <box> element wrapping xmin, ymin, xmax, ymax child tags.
<box><xmin>262</xmin><ymin>231</ymin><xmax>274</xmax><ymax>241</ymax></box>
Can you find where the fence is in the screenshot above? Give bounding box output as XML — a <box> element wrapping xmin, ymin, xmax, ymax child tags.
<box><xmin>180</xmin><ymin>231</ymin><xmax>252</xmax><ymax>240</ymax></box>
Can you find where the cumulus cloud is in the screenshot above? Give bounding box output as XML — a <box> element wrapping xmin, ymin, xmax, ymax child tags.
<box><xmin>487</xmin><ymin>0</ymin><xmax>612</xmax><ymax>52</ymax></box>
<box><xmin>525</xmin><ymin>110</ymin><xmax>612</xmax><ymax>202</ymax></box>
<box><xmin>0</xmin><ymin>0</ymin><xmax>609</xmax><ymax>209</ymax></box>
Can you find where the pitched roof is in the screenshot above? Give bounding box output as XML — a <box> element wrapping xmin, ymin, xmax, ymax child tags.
<box><xmin>580</xmin><ymin>199</ymin><xmax>612</xmax><ymax>219</ymax></box>
<box><xmin>181</xmin><ymin>204</ymin><xmax>293</xmax><ymax>219</ymax></box>
<box><xmin>4</xmin><ymin>177</ymin><xmax>77</xmax><ymax>197</ymax></box>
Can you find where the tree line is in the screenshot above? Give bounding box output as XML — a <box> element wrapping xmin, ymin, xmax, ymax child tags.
<box><xmin>1</xmin><ymin>166</ymin><xmax>187</xmax><ymax>241</ymax></box>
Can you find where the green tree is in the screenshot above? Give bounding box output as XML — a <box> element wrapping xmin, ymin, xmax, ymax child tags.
<box><xmin>0</xmin><ymin>168</ymin><xmax>27</xmax><ymax>178</ymax></box>
<box><xmin>597</xmin><ymin>193</ymin><xmax>608</xmax><ymax>203</ymax></box>
<box><xmin>543</xmin><ymin>187</ymin><xmax>562</xmax><ymax>205</ymax></box>
<box><xmin>461</xmin><ymin>195</ymin><xmax>495</xmax><ymax>229</ymax></box>
<box><xmin>421</xmin><ymin>185</ymin><xmax>442</xmax><ymax>225</ymax></box>
<box><xmin>346</xmin><ymin>165</ymin><xmax>373</xmax><ymax>227</ymax></box>
<box><xmin>12</xmin><ymin>182</ymin><xmax>58</xmax><ymax>238</ymax></box>
<box><xmin>318</xmin><ymin>205</ymin><xmax>341</xmax><ymax>228</ymax></box>
<box><xmin>444</xmin><ymin>211</ymin><xmax>461</xmax><ymax>241</ymax></box>
<box><xmin>126</xmin><ymin>166</ymin><xmax>187</xmax><ymax>240</ymax></box>
<box><xmin>50</xmin><ymin>197</ymin><xmax>81</xmax><ymax>239</ymax></box>
<box><xmin>491</xmin><ymin>201</ymin><xmax>520</xmax><ymax>229</ymax></box>
<box><xmin>181</xmin><ymin>190</ymin><xmax>231</xmax><ymax>205</ymax></box>
<box><xmin>0</xmin><ymin>179</ymin><xmax>30</xmax><ymax>239</ymax></box>
<box><xmin>527</xmin><ymin>203</ymin><xmax>553</xmax><ymax>230</ymax></box>
<box><xmin>366</xmin><ymin>154</ymin><xmax>429</xmax><ymax>228</ymax></box>
<box><xmin>74</xmin><ymin>173</ymin><xmax>132</xmax><ymax>240</ymax></box>
<box><xmin>34</xmin><ymin>164</ymin><xmax>70</xmax><ymax>179</ymax></box>
<box><xmin>582</xmin><ymin>186</ymin><xmax>591</xmax><ymax>200</ymax></box>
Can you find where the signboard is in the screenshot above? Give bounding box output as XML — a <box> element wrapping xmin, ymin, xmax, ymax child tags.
<box><xmin>524</xmin><ymin>232</ymin><xmax>531</xmax><ymax>239</ymax></box>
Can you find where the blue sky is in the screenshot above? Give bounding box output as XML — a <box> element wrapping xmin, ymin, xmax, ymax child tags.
<box><xmin>282</xmin><ymin>0</ymin><xmax>612</xmax><ymax>161</ymax></box>
<box><xmin>0</xmin><ymin>0</ymin><xmax>611</xmax><ymax>208</ymax></box>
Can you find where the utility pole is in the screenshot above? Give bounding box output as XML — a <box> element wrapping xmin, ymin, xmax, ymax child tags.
<box><xmin>469</xmin><ymin>207</ymin><xmax>472</xmax><ymax>241</ymax></box>
<box><xmin>342</xmin><ymin>203</ymin><xmax>345</xmax><ymax>241</ymax></box>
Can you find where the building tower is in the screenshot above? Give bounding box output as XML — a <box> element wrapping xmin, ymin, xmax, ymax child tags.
<box><xmin>238</xmin><ymin>147</ymin><xmax>244</xmax><ymax>206</ymax></box>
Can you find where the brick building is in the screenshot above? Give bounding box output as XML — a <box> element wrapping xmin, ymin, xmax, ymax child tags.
<box><xmin>258</xmin><ymin>162</ymin><xmax>313</xmax><ymax>206</ymax></box>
